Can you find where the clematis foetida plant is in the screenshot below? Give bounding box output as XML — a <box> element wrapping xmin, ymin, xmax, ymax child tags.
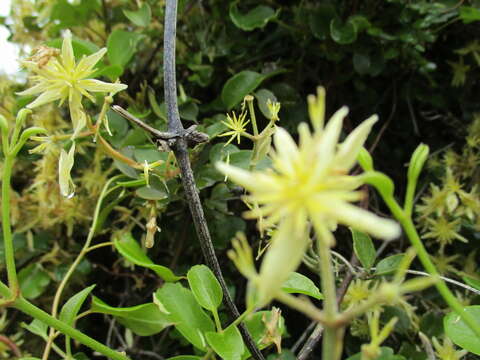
<box><xmin>217</xmin><ymin>87</ymin><xmax>401</xmax><ymax>307</ymax></box>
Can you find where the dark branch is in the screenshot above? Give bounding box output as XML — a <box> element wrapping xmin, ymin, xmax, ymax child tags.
<box><xmin>162</xmin><ymin>2</ymin><xmax>264</xmax><ymax>359</ymax></box>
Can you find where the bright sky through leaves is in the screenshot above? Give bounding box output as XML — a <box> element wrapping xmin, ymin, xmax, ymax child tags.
<box><xmin>0</xmin><ymin>0</ymin><xmax>20</xmax><ymax>75</ymax></box>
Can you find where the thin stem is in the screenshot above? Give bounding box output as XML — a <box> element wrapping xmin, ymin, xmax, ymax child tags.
<box><xmin>13</xmin><ymin>296</ymin><xmax>130</xmax><ymax>360</ymax></box>
<box><xmin>85</xmin><ymin>241</ymin><xmax>114</xmax><ymax>253</ymax></box>
<box><xmin>162</xmin><ymin>2</ymin><xmax>264</xmax><ymax>358</ymax></box>
<box><xmin>384</xmin><ymin>196</ymin><xmax>480</xmax><ymax>337</ymax></box>
<box><xmin>2</xmin><ymin>155</ymin><xmax>19</xmax><ymax>295</ymax></box>
<box><xmin>275</xmin><ymin>291</ymin><xmax>329</xmax><ymax>325</ymax></box>
<box><xmin>316</xmin><ymin>230</ymin><xmax>341</xmax><ymax>360</ymax></box>
<box><xmin>42</xmin><ymin>176</ymin><xmax>120</xmax><ymax>360</ymax></box>
<box><xmin>246</xmin><ymin>97</ymin><xmax>259</xmax><ymax>137</ymax></box>
<box><xmin>212</xmin><ymin>310</ymin><xmax>222</xmax><ymax>332</ymax></box>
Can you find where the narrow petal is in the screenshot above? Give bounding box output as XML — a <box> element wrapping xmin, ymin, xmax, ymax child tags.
<box><xmin>78</xmin><ymin>79</ymin><xmax>128</xmax><ymax>94</ymax></box>
<box><xmin>328</xmin><ymin>201</ymin><xmax>401</xmax><ymax>240</ymax></box>
<box><xmin>257</xmin><ymin>214</ymin><xmax>309</xmax><ymax>305</ymax></box>
<box><xmin>26</xmin><ymin>89</ymin><xmax>64</xmax><ymax>108</ymax></box>
<box><xmin>61</xmin><ymin>30</ymin><xmax>75</xmax><ymax>71</ymax></box>
<box><xmin>68</xmin><ymin>91</ymin><xmax>86</xmax><ymax>137</ymax></box>
<box><xmin>336</xmin><ymin>115</ymin><xmax>378</xmax><ymax>171</ymax></box>
<box><xmin>58</xmin><ymin>143</ymin><xmax>76</xmax><ymax>198</ymax></box>
<box><xmin>216</xmin><ymin>162</ymin><xmax>257</xmax><ymax>190</ymax></box>
<box><xmin>75</xmin><ymin>48</ymin><xmax>107</xmax><ymax>78</ymax></box>
<box><xmin>16</xmin><ymin>82</ymin><xmax>50</xmax><ymax>96</ymax></box>
<box><xmin>273</xmin><ymin>127</ymin><xmax>298</xmax><ymax>175</ymax></box>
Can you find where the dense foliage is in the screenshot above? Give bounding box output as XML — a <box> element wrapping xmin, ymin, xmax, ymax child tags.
<box><xmin>1</xmin><ymin>0</ymin><xmax>480</xmax><ymax>359</ymax></box>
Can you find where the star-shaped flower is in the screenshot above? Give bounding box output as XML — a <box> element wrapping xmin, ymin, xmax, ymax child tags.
<box><xmin>17</xmin><ymin>30</ymin><xmax>127</xmax><ymax>136</ymax></box>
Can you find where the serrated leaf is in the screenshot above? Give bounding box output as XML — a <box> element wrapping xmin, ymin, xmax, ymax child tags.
<box><xmin>187</xmin><ymin>265</ymin><xmax>223</xmax><ymax>312</ymax></box>
<box><xmin>444</xmin><ymin>306</ymin><xmax>480</xmax><ymax>355</ymax></box>
<box><xmin>281</xmin><ymin>272</ymin><xmax>323</xmax><ymax>300</ymax></box>
<box><xmin>206</xmin><ymin>325</ymin><xmax>244</xmax><ymax>360</ymax></box>
<box><xmin>90</xmin><ymin>296</ymin><xmax>172</xmax><ymax>336</ymax></box>
<box><xmin>229</xmin><ymin>4</ymin><xmax>276</xmax><ymax>31</ymax></box>
<box><xmin>123</xmin><ymin>3</ymin><xmax>151</xmax><ymax>27</ymax></box>
<box><xmin>114</xmin><ymin>233</ymin><xmax>182</xmax><ymax>282</ymax></box>
<box><xmin>155</xmin><ymin>283</ymin><xmax>215</xmax><ymax>350</ymax></box>
<box><xmin>351</xmin><ymin>228</ymin><xmax>376</xmax><ymax>270</ymax></box>
<box><xmin>59</xmin><ymin>285</ymin><xmax>96</xmax><ymax>326</ymax></box>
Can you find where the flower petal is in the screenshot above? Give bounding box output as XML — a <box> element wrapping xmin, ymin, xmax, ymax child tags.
<box><xmin>216</xmin><ymin>162</ymin><xmax>257</xmax><ymax>190</ymax></box>
<box><xmin>78</xmin><ymin>79</ymin><xmax>128</xmax><ymax>94</ymax></box>
<box><xmin>336</xmin><ymin>114</ymin><xmax>378</xmax><ymax>171</ymax></box>
<box><xmin>61</xmin><ymin>30</ymin><xmax>75</xmax><ymax>71</ymax></box>
<box><xmin>58</xmin><ymin>143</ymin><xmax>76</xmax><ymax>198</ymax></box>
<box><xmin>75</xmin><ymin>48</ymin><xmax>107</xmax><ymax>78</ymax></box>
<box><xmin>25</xmin><ymin>89</ymin><xmax>64</xmax><ymax>108</ymax></box>
<box><xmin>328</xmin><ymin>201</ymin><xmax>401</xmax><ymax>240</ymax></box>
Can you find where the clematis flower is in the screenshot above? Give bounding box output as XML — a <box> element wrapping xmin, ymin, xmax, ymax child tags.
<box><xmin>17</xmin><ymin>30</ymin><xmax>127</xmax><ymax>137</ymax></box>
<box><xmin>218</xmin><ymin>88</ymin><xmax>400</xmax><ymax>306</ymax></box>
<box><xmin>219</xmin><ymin>111</ymin><xmax>250</xmax><ymax>145</ymax></box>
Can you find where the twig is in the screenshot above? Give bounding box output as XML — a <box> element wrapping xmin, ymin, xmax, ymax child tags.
<box><xmin>162</xmin><ymin>2</ymin><xmax>264</xmax><ymax>359</ymax></box>
<box><xmin>0</xmin><ymin>335</ymin><xmax>21</xmax><ymax>357</ymax></box>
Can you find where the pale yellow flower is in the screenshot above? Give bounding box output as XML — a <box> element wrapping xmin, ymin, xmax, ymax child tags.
<box><xmin>217</xmin><ymin>106</ymin><xmax>400</xmax><ymax>241</ymax></box>
<box><xmin>219</xmin><ymin>88</ymin><xmax>400</xmax><ymax>306</ymax></box>
<box><xmin>219</xmin><ymin>111</ymin><xmax>250</xmax><ymax>145</ymax></box>
<box><xmin>17</xmin><ymin>30</ymin><xmax>127</xmax><ymax>136</ymax></box>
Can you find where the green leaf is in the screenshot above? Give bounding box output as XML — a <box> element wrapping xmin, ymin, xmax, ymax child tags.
<box><xmin>351</xmin><ymin>229</ymin><xmax>376</xmax><ymax>270</ymax></box>
<box><xmin>187</xmin><ymin>265</ymin><xmax>223</xmax><ymax>312</ymax></box>
<box><xmin>281</xmin><ymin>272</ymin><xmax>323</xmax><ymax>300</ymax></box>
<box><xmin>114</xmin><ymin>233</ymin><xmax>182</xmax><ymax>282</ymax></box>
<box><xmin>90</xmin><ymin>296</ymin><xmax>172</xmax><ymax>336</ymax></box>
<box><xmin>254</xmin><ymin>88</ymin><xmax>277</xmax><ymax>119</ymax></box>
<box><xmin>375</xmin><ymin>254</ymin><xmax>404</xmax><ymax>276</ymax></box>
<box><xmin>167</xmin><ymin>357</ymin><xmax>202</xmax><ymax>360</ymax></box>
<box><xmin>222</xmin><ymin>71</ymin><xmax>264</xmax><ymax>110</ymax></box>
<box><xmin>18</xmin><ymin>263</ymin><xmax>51</xmax><ymax>299</ymax></box>
<box><xmin>59</xmin><ymin>285</ymin><xmax>96</xmax><ymax>326</ymax></box>
<box><xmin>229</xmin><ymin>4</ymin><xmax>277</xmax><ymax>31</ymax></box>
<box><xmin>19</xmin><ymin>358</ymin><xmax>42</xmax><ymax>360</ymax></box>
<box><xmin>463</xmin><ymin>276</ymin><xmax>480</xmax><ymax>291</ymax></box>
<box><xmin>206</xmin><ymin>325</ymin><xmax>244</xmax><ymax>360</ymax></box>
<box><xmin>107</xmin><ymin>30</ymin><xmax>143</xmax><ymax>67</ymax></box>
<box><xmin>309</xmin><ymin>5</ymin><xmax>337</xmax><ymax>40</ymax></box>
<box><xmin>459</xmin><ymin>6</ymin><xmax>480</xmax><ymax>24</ymax></box>
<box><xmin>221</xmin><ymin>70</ymin><xmax>284</xmax><ymax>110</ymax></box>
<box><xmin>123</xmin><ymin>3</ymin><xmax>151</xmax><ymax>27</ymax></box>
<box><xmin>22</xmin><ymin>319</ymin><xmax>48</xmax><ymax>339</ymax></box>
<box><xmin>242</xmin><ymin>310</ymin><xmax>286</xmax><ymax>356</ymax></box>
<box><xmin>444</xmin><ymin>306</ymin><xmax>480</xmax><ymax>355</ymax></box>
<box><xmin>353</xmin><ymin>53</ymin><xmax>371</xmax><ymax>75</ymax></box>
<box><xmin>155</xmin><ymin>283</ymin><xmax>215</xmax><ymax>350</ymax></box>
<box><xmin>330</xmin><ymin>17</ymin><xmax>357</xmax><ymax>45</ymax></box>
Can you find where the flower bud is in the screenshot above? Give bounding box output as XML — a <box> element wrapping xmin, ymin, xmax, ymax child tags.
<box><xmin>361</xmin><ymin>171</ymin><xmax>395</xmax><ymax>199</ymax></box>
<box><xmin>357</xmin><ymin>147</ymin><xmax>374</xmax><ymax>172</ymax></box>
<box><xmin>407</xmin><ymin>143</ymin><xmax>429</xmax><ymax>187</ymax></box>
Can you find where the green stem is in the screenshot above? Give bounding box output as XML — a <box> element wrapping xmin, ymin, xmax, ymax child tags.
<box><xmin>229</xmin><ymin>305</ymin><xmax>257</xmax><ymax>329</ymax></box>
<box><xmin>2</xmin><ymin>155</ymin><xmax>19</xmax><ymax>294</ymax></box>
<box><xmin>212</xmin><ymin>309</ymin><xmax>222</xmax><ymax>332</ymax></box>
<box><xmin>246</xmin><ymin>97</ymin><xmax>259</xmax><ymax>137</ymax></box>
<box><xmin>43</xmin><ymin>176</ymin><xmax>120</xmax><ymax>360</ymax></box>
<box><xmin>384</xmin><ymin>196</ymin><xmax>480</xmax><ymax>337</ymax></box>
<box><xmin>13</xmin><ymin>296</ymin><xmax>130</xmax><ymax>360</ymax></box>
<box><xmin>316</xmin><ymin>232</ymin><xmax>341</xmax><ymax>360</ymax></box>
